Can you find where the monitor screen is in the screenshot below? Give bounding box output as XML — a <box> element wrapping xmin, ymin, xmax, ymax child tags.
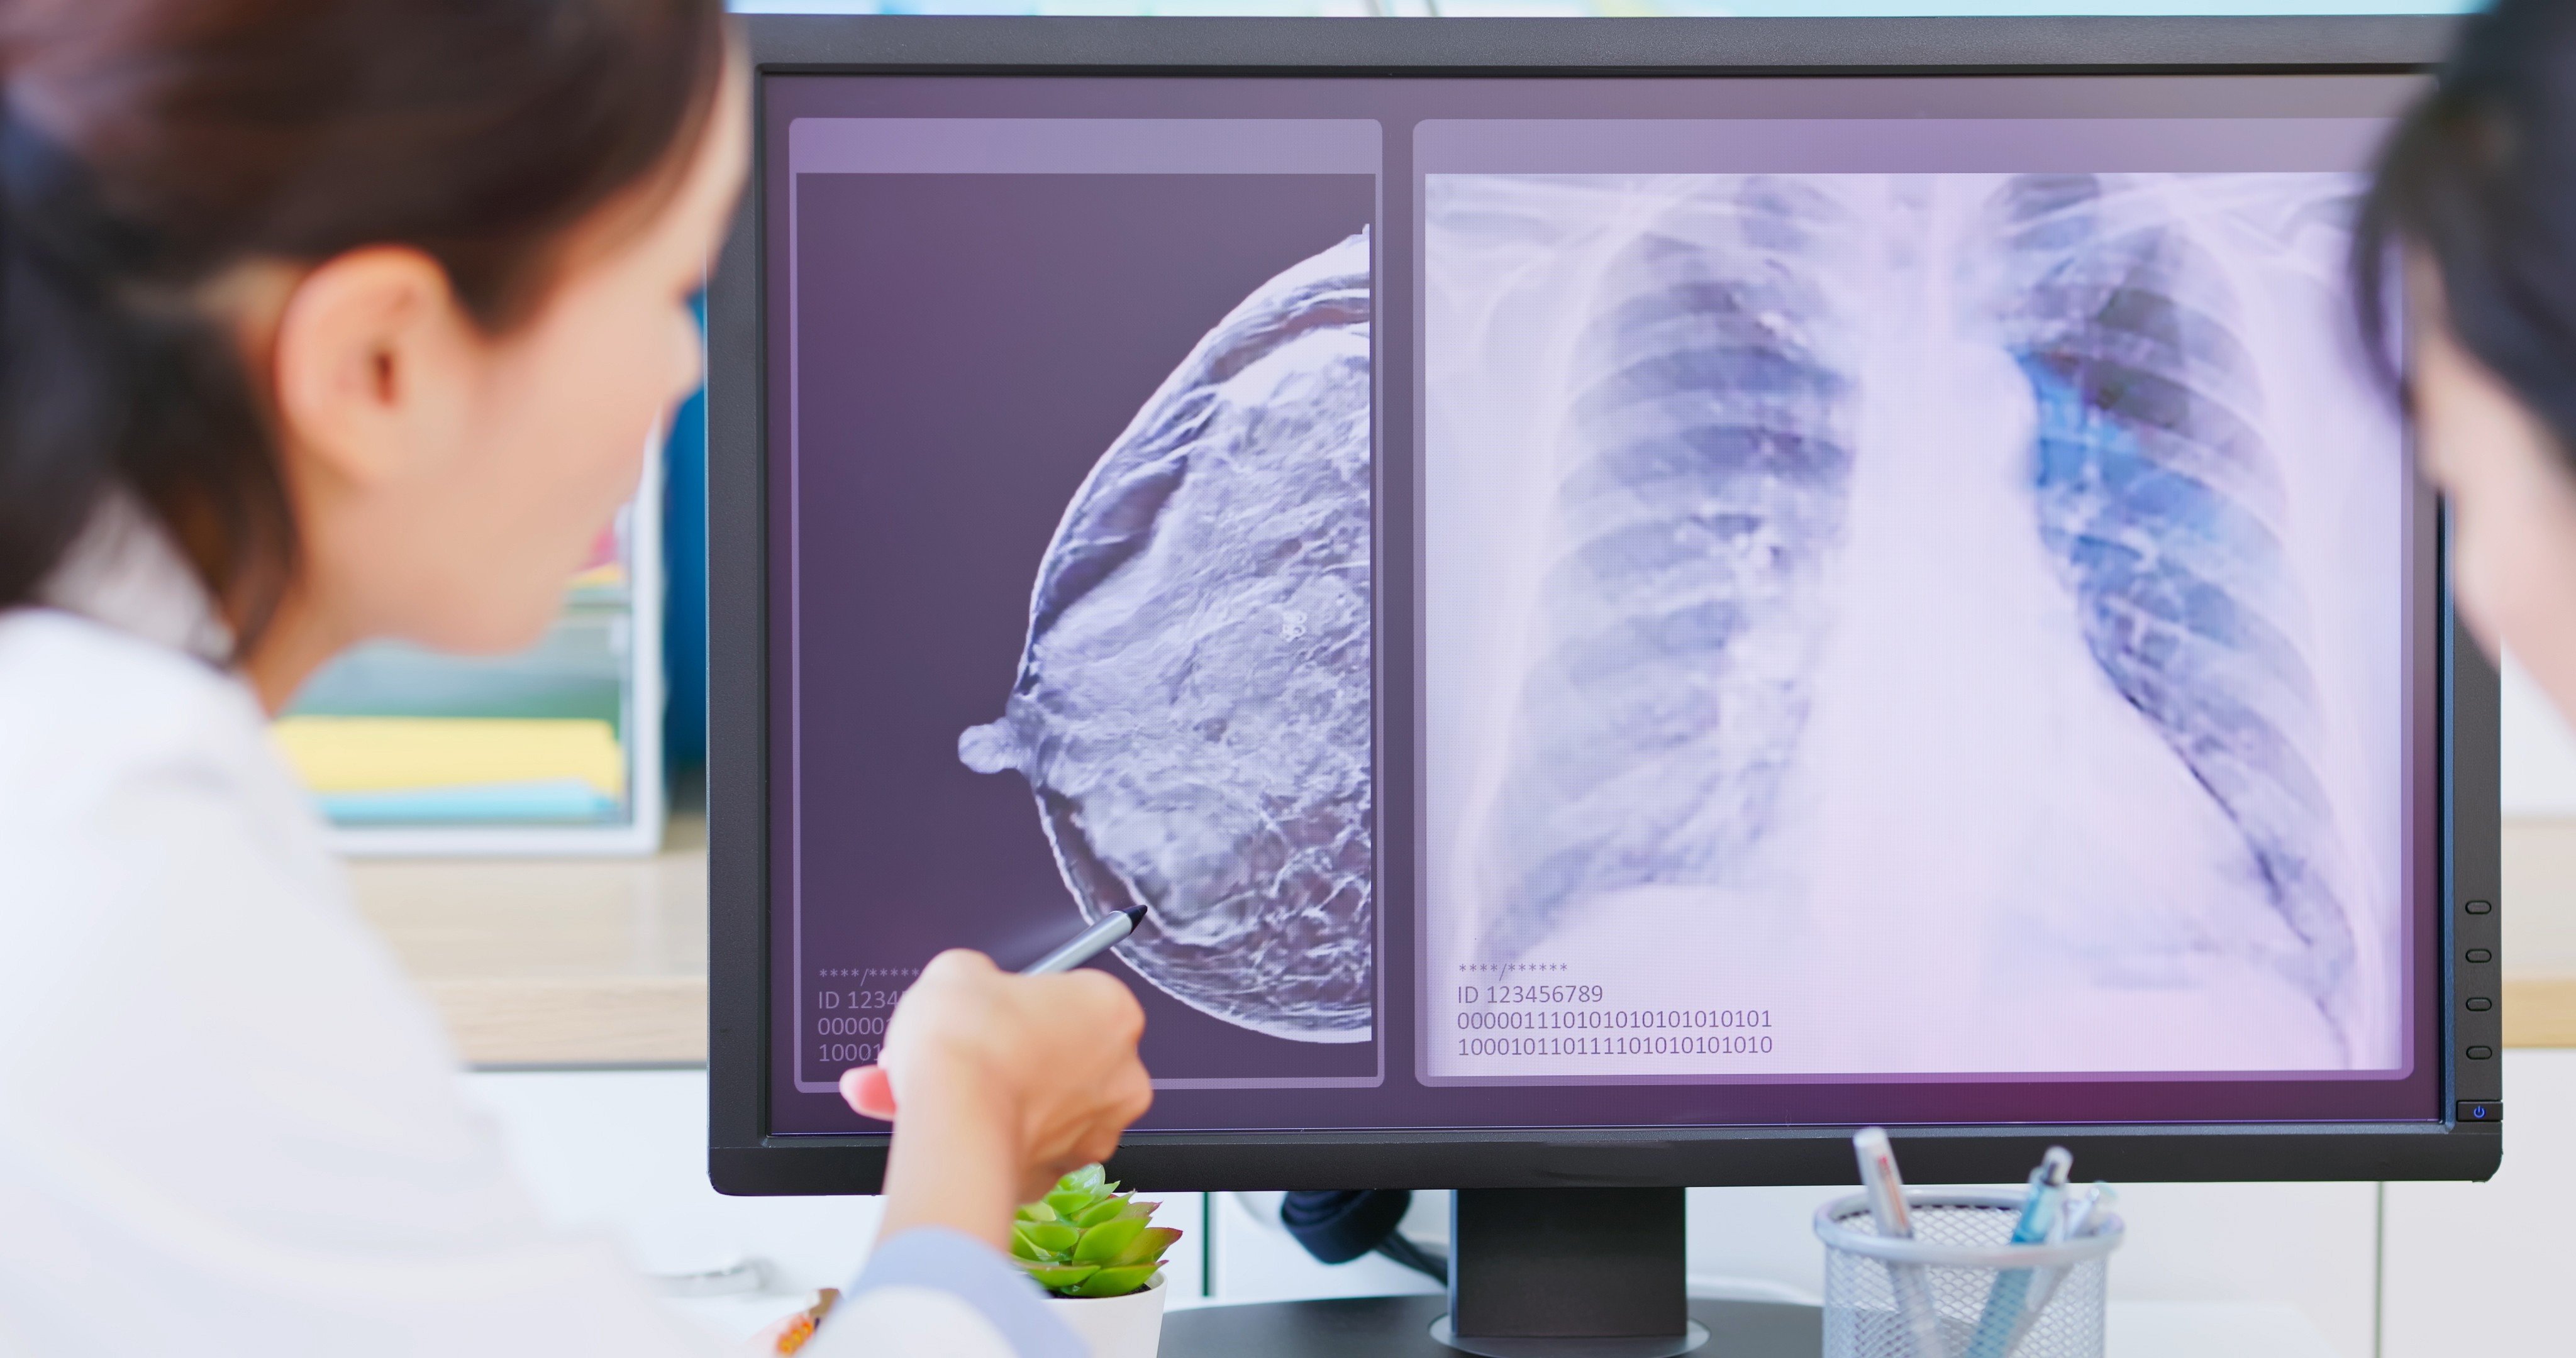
<box><xmin>758</xmin><ymin>70</ymin><xmax>2440</xmax><ymax>1138</ymax></box>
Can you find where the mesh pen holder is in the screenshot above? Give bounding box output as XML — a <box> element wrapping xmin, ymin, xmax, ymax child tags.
<box><xmin>1814</xmin><ymin>1190</ymin><xmax>2124</xmax><ymax>1358</ymax></box>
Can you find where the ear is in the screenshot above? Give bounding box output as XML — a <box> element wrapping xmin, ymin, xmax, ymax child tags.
<box><xmin>269</xmin><ymin>246</ymin><xmax>470</xmax><ymax>488</ymax></box>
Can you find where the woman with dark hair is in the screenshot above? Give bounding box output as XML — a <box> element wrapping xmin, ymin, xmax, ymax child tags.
<box><xmin>2358</xmin><ymin>0</ymin><xmax>2576</xmax><ymax>716</ymax></box>
<box><xmin>0</xmin><ymin>4</ymin><xmax>1146</xmax><ymax>1354</ymax></box>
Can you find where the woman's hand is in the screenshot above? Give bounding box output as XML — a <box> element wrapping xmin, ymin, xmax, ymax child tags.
<box><xmin>841</xmin><ymin>949</ymin><xmax>1152</xmax><ymax>1250</ymax></box>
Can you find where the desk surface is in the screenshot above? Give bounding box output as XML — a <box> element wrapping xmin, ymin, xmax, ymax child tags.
<box><xmin>1154</xmin><ymin>1296</ymin><xmax>2340</xmax><ymax>1358</ymax></box>
<box><xmin>350</xmin><ymin>814</ymin><xmax>708</xmax><ymax>1065</ymax></box>
<box><xmin>672</xmin><ymin>1293</ymin><xmax>2336</xmax><ymax>1358</ymax></box>
<box><xmin>1160</xmin><ymin>1296</ymin><xmax>1812</xmax><ymax>1358</ymax></box>
<box><xmin>360</xmin><ymin>814</ymin><xmax>2576</xmax><ymax>1067</ymax></box>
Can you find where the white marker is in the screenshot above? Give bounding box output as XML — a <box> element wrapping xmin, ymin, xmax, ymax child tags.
<box><xmin>1855</xmin><ymin>1128</ymin><xmax>1948</xmax><ymax>1358</ymax></box>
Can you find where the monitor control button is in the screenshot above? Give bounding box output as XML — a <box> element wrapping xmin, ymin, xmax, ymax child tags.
<box><xmin>2466</xmin><ymin>949</ymin><xmax>2494</xmax><ymax>963</ymax></box>
<box><xmin>2467</xmin><ymin>997</ymin><xmax>2495</xmax><ymax>1012</ymax></box>
<box><xmin>2466</xmin><ymin>900</ymin><xmax>2495</xmax><ymax>915</ymax></box>
<box><xmin>2458</xmin><ymin>1100</ymin><xmax>2502</xmax><ymax>1123</ymax></box>
<box><xmin>2466</xmin><ymin>1046</ymin><xmax>2495</xmax><ymax>1060</ymax></box>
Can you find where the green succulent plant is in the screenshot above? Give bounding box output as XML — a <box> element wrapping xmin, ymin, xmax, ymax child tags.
<box><xmin>1010</xmin><ymin>1164</ymin><xmax>1182</xmax><ymax>1299</ymax></box>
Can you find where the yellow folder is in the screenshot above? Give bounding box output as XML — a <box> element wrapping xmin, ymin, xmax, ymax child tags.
<box><xmin>272</xmin><ymin>716</ymin><xmax>625</xmax><ymax>798</ymax></box>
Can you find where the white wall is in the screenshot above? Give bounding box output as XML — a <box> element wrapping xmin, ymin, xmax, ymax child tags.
<box><xmin>2380</xmin><ymin>1049</ymin><xmax>2570</xmax><ymax>1357</ymax></box>
<box><xmin>2502</xmin><ymin>650</ymin><xmax>2576</xmax><ymax>815</ymax></box>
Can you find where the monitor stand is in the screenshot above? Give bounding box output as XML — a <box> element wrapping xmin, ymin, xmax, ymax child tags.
<box><xmin>1160</xmin><ymin>1188</ymin><xmax>1823</xmax><ymax>1358</ymax></box>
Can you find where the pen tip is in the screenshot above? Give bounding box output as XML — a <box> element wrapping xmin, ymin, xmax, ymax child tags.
<box><xmin>1120</xmin><ymin>904</ymin><xmax>1148</xmax><ymax>927</ymax></box>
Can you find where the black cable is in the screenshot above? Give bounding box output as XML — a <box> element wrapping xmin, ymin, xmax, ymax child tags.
<box><xmin>1372</xmin><ymin>1231</ymin><xmax>1448</xmax><ymax>1283</ymax></box>
<box><xmin>1280</xmin><ymin>1190</ymin><xmax>1448</xmax><ymax>1283</ymax></box>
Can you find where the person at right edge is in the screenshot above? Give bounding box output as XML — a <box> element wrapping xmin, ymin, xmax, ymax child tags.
<box><xmin>0</xmin><ymin>4</ymin><xmax>1146</xmax><ymax>1356</ymax></box>
<box><xmin>2359</xmin><ymin>0</ymin><xmax>2576</xmax><ymax>773</ymax></box>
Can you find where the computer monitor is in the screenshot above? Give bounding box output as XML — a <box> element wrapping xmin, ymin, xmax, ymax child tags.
<box><xmin>707</xmin><ymin>12</ymin><xmax>2493</xmax><ymax>1349</ymax></box>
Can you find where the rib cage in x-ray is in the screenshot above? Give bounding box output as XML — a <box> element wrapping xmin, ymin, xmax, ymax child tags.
<box><xmin>1475</xmin><ymin>180</ymin><xmax>1862</xmax><ymax>965</ymax></box>
<box><xmin>1982</xmin><ymin>174</ymin><xmax>2355</xmax><ymax>1037</ymax></box>
<box><xmin>1449</xmin><ymin>173</ymin><xmax>2364</xmax><ymax>1046</ymax></box>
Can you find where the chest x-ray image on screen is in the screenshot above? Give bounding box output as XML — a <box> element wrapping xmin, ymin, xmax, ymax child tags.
<box><xmin>1425</xmin><ymin>170</ymin><xmax>2405</xmax><ymax>1079</ymax></box>
<box><xmin>958</xmin><ymin>229</ymin><xmax>1377</xmax><ymax>1044</ymax></box>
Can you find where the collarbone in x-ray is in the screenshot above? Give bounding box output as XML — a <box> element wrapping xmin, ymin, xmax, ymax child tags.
<box><xmin>1428</xmin><ymin>173</ymin><xmax>2399</xmax><ymax>1073</ymax></box>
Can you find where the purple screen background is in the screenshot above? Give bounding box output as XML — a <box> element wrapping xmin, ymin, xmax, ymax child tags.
<box><xmin>763</xmin><ymin>73</ymin><xmax>2443</xmax><ymax>1136</ymax></box>
<box><xmin>774</xmin><ymin>170</ymin><xmax>1380</xmax><ymax>1133</ymax></box>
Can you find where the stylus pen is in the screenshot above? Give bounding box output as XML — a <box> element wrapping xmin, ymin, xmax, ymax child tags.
<box><xmin>1021</xmin><ymin>905</ymin><xmax>1149</xmax><ymax>975</ymax></box>
<box><xmin>1963</xmin><ymin>1147</ymin><xmax>2074</xmax><ymax>1358</ymax></box>
<box><xmin>1854</xmin><ymin>1128</ymin><xmax>1948</xmax><ymax>1358</ymax></box>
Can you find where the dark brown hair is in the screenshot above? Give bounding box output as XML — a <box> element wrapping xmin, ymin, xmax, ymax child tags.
<box><xmin>0</xmin><ymin>0</ymin><xmax>728</xmax><ymax>641</ymax></box>
<box><xmin>2355</xmin><ymin>0</ymin><xmax>2576</xmax><ymax>454</ymax></box>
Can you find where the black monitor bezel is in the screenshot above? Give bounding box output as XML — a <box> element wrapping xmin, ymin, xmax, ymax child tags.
<box><xmin>707</xmin><ymin>13</ymin><xmax>2499</xmax><ymax>1196</ymax></box>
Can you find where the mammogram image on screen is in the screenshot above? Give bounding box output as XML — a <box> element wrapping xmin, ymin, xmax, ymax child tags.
<box><xmin>1423</xmin><ymin>174</ymin><xmax>2404</xmax><ymax>1078</ymax></box>
<box><xmin>960</xmin><ymin>229</ymin><xmax>1375</xmax><ymax>1043</ymax></box>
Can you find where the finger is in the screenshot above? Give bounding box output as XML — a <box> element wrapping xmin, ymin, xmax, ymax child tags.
<box><xmin>1057</xmin><ymin>969</ymin><xmax>1146</xmax><ymax>1032</ymax></box>
<box><xmin>839</xmin><ymin>1064</ymin><xmax>898</xmax><ymax>1120</ymax></box>
<box><xmin>1106</xmin><ymin>1062</ymin><xmax>1153</xmax><ymax>1120</ymax></box>
<box><xmin>919</xmin><ymin>947</ymin><xmax>998</xmax><ymax>982</ymax></box>
<box><xmin>1037</xmin><ymin>1151</ymin><xmax>1102</xmax><ymax>1193</ymax></box>
<box><xmin>1072</xmin><ymin>1127</ymin><xmax>1123</xmax><ymax>1168</ymax></box>
<box><xmin>1119</xmin><ymin>1077</ymin><xmax>1154</xmax><ymax>1125</ymax></box>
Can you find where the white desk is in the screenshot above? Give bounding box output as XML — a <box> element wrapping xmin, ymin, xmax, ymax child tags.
<box><xmin>2107</xmin><ymin>1302</ymin><xmax>2339</xmax><ymax>1357</ymax></box>
<box><xmin>669</xmin><ymin>1294</ymin><xmax>2340</xmax><ymax>1357</ymax></box>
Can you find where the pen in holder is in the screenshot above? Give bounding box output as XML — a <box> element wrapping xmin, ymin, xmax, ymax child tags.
<box><xmin>1813</xmin><ymin>1190</ymin><xmax>2124</xmax><ymax>1358</ymax></box>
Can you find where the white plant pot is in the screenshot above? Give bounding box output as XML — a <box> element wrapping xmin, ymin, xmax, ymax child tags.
<box><xmin>1043</xmin><ymin>1273</ymin><xmax>1167</xmax><ymax>1358</ymax></box>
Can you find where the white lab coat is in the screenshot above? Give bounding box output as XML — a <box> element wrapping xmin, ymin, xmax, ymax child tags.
<box><xmin>0</xmin><ymin>505</ymin><xmax>1040</xmax><ymax>1357</ymax></box>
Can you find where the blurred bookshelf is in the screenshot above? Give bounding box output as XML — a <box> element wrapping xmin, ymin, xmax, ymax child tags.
<box><xmin>275</xmin><ymin>446</ymin><xmax>667</xmax><ymax>857</ymax></box>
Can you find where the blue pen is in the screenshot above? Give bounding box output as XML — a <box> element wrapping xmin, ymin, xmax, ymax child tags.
<box><xmin>1962</xmin><ymin>1147</ymin><xmax>2073</xmax><ymax>1358</ymax></box>
<box><xmin>1998</xmin><ymin>1185</ymin><xmax>2118</xmax><ymax>1355</ymax></box>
